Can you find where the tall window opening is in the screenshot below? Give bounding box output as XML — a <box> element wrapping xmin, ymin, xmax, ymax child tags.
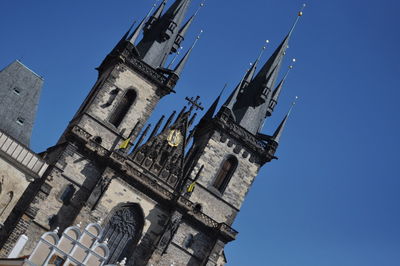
<box><xmin>213</xmin><ymin>156</ymin><xmax>238</xmax><ymax>193</ymax></box>
<box><xmin>59</xmin><ymin>184</ymin><xmax>75</xmax><ymax>205</ymax></box>
<box><xmin>109</xmin><ymin>89</ymin><xmax>137</xmax><ymax>128</ymax></box>
<box><xmin>102</xmin><ymin>203</ymin><xmax>144</xmax><ymax>264</ymax></box>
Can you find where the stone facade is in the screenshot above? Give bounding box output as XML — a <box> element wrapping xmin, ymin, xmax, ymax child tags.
<box><xmin>0</xmin><ymin>1</ymin><xmax>296</xmax><ymax>264</ymax></box>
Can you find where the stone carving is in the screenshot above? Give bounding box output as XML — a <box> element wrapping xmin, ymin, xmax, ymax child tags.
<box><xmin>109</xmin><ymin>208</ymin><xmax>138</xmax><ymax>237</ymax></box>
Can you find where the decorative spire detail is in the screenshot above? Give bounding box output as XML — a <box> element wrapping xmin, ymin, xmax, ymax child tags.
<box><xmin>222</xmin><ymin>40</ymin><xmax>269</xmax><ymax>121</ymax></box>
<box><xmin>173</xmin><ymin>30</ymin><xmax>202</xmax><ymax>76</ymax></box>
<box><xmin>202</xmin><ymin>84</ymin><xmax>226</xmax><ymax>121</ymax></box>
<box><xmin>129</xmin><ymin>1</ymin><xmax>158</xmax><ymax>45</ymax></box>
<box><xmin>145</xmin><ymin>0</ymin><xmax>167</xmax><ymax>31</ymax></box>
<box><xmin>267</xmin><ymin>58</ymin><xmax>295</xmax><ymax>116</ymax></box>
<box><xmin>272</xmin><ymin>96</ymin><xmax>298</xmax><ymax>144</ymax></box>
<box><xmin>172</xmin><ymin>1</ymin><xmax>204</xmax><ymax>53</ymax></box>
<box><xmin>136</xmin><ymin>0</ymin><xmax>194</xmax><ymax>68</ymax></box>
<box><xmin>223</xmin><ymin>4</ymin><xmax>305</xmax><ymax>134</ymax></box>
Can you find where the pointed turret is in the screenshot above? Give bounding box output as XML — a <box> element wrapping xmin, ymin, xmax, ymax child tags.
<box><xmin>226</xmin><ymin>5</ymin><xmax>304</xmax><ymax>134</ymax></box>
<box><xmin>222</xmin><ymin>41</ymin><xmax>268</xmax><ymax>121</ymax></box>
<box><xmin>267</xmin><ymin>62</ymin><xmax>294</xmax><ymax>116</ymax></box>
<box><xmin>173</xmin><ymin>30</ymin><xmax>202</xmax><ymax>77</ymax></box>
<box><xmin>145</xmin><ymin>0</ymin><xmax>167</xmax><ymax>32</ymax></box>
<box><xmin>107</xmin><ymin>21</ymin><xmax>136</xmax><ymax>56</ymax></box>
<box><xmin>201</xmin><ymin>84</ymin><xmax>226</xmax><ymax>121</ymax></box>
<box><xmin>271</xmin><ymin>98</ymin><xmax>296</xmax><ymax>144</ymax></box>
<box><xmin>129</xmin><ymin>17</ymin><xmax>147</xmax><ymax>46</ymax></box>
<box><xmin>136</xmin><ymin>0</ymin><xmax>193</xmax><ymax>68</ymax></box>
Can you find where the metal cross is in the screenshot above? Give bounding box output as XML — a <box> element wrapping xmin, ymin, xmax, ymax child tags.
<box><xmin>185</xmin><ymin>96</ymin><xmax>204</xmax><ymax>112</ymax></box>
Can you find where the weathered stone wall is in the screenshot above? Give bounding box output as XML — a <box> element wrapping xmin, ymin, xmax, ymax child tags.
<box><xmin>72</xmin><ymin>63</ymin><xmax>162</xmax><ymax>150</ymax></box>
<box><xmin>0</xmin><ymin>158</ymin><xmax>31</xmax><ymax>224</ymax></box>
<box><xmin>188</xmin><ymin>130</ymin><xmax>260</xmax><ymax>225</ymax></box>
<box><xmin>76</xmin><ymin>169</ymin><xmax>170</xmax><ymax>266</ymax></box>
<box><xmin>2</xmin><ymin>143</ymin><xmax>104</xmax><ymax>256</ymax></box>
<box><xmin>156</xmin><ymin>221</ymin><xmax>213</xmax><ymax>266</ymax></box>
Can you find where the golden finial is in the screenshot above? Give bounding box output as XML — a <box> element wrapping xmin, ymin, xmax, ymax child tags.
<box><xmin>298</xmin><ymin>4</ymin><xmax>306</xmax><ymax>16</ymax></box>
<box><xmin>288</xmin><ymin>3</ymin><xmax>306</xmax><ymax>36</ymax></box>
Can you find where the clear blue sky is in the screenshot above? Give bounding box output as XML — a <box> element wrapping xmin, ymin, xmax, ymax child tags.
<box><xmin>1</xmin><ymin>0</ymin><xmax>400</xmax><ymax>265</ymax></box>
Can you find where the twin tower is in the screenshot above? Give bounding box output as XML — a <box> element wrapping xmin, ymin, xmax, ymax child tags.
<box><xmin>0</xmin><ymin>0</ymin><xmax>303</xmax><ymax>265</ymax></box>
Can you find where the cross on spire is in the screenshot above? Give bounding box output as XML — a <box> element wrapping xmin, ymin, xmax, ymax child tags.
<box><xmin>185</xmin><ymin>96</ymin><xmax>204</xmax><ymax>112</ymax></box>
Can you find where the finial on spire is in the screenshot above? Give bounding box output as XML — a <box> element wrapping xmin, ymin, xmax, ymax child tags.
<box><xmin>257</xmin><ymin>40</ymin><xmax>269</xmax><ymax>62</ymax></box>
<box><xmin>267</xmin><ymin>59</ymin><xmax>296</xmax><ymax>116</ymax></box>
<box><xmin>289</xmin><ymin>3</ymin><xmax>306</xmax><ymax>36</ymax></box>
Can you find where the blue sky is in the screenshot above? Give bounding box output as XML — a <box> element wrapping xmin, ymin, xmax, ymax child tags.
<box><xmin>1</xmin><ymin>0</ymin><xmax>400</xmax><ymax>265</ymax></box>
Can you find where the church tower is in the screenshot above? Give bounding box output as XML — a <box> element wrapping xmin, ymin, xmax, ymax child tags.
<box><xmin>61</xmin><ymin>0</ymin><xmax>196</xmax><ymax>150</ymax></box>
<box><xmin>0</xmin><ymin>2</ymin><xmax>305</xmax><ymax>265</ymax></box>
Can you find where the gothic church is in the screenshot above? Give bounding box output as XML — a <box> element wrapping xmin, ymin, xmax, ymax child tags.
<box><xmin>0</xmin><ymin>0</ymin><xmax>303</xmax><ymax>265</ymax></box>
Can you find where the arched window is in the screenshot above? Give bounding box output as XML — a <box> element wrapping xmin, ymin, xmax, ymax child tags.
<box><xmin>213</xmin><ymin>156</ymin><xmax>238</xmax><ymax>193</ymax></box>
<box><xmin>101</xmin><ymin>203</ymin><xmax>144</xmax><ymax>264</ymax></box>
<box><xmin>59</xmin><ymin>184</ymin><xmax>75</xmax><ymax>205</ymax></box>
<box><xmin>109</xmin><ymin>90</ymin><xmax>137</xmax><ymax>128</ymax></box>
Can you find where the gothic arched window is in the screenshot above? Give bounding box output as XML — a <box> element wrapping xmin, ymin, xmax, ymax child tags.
<box><xmin>102</xmin><ymin>203</ymin><xmax>144</xmax><ymax>264</ymax></box>
<box><xmin>109</xmin><ymin>89</ymin><xmax>137</xmax><ymax>128</ymax></box>
<box><xmin>213</xmin><ymin>156</ymin><xmax>238</xmax><ymax>193</ymax></box>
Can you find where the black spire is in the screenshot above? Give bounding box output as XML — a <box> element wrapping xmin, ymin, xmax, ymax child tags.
<box><xmin>223</xmin><ymin>42</ymin><xmax>268</xmax><ymax>119</ymax></box>
<box><xmin>226</xmin><ymin>5</ymin><xmax>304</xmax><ymax>134</ymax></box>
<box><xmin>272</xmin><ymin>98</ymin><xmax>297</xmax><ymax>144</ymax></box>
<box><xmin>171</xmin><ymin>2</ymin><xmax>203</xmax><ymax>53</ymax></box>
<box><xmin>145</xmin><ymin>0</ymin><xmax>167</xmax><ymax>32</ymax></box>
<box><xmin>136</xmin><ymin>0</ymin><xmax>193</xmax><ymax>68</ymax></box>
<box><xmin>267</xmin><ymin>62</ymin><xmax>294</xmax><ymax>116</ymax></box>
<box><xmin>202</xmin><ymin>84</ymin><xmax>226</xmax><ymax>121</ymax></box>
<box><xmin>173</xmin><ymin>31</ymin><xmax>202</xmax><ymax>77</ymax></box>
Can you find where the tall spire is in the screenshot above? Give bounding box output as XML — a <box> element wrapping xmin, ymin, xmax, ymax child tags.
<box><xmin>136</xmin><ymin>0</ymin><xmax>193</xmax><ymax>68</ymax></box>
<box><xmin>243</xmin><ymin>41</ymin><xmax>268</xmax><ymax>88</ymax></box>
<box><xmin>251</xmin><ymin>4</ymin><xmax>305</xmax><ymax>94</ymax></box>
<box><xmin>272</xmin><ymin>97</ymin><xmax>297</xmax><ymax>143</ymax></box>
<box><xmin>226</xmin><ymin>4</ymin><xmax>305</xmax><ymax>134</ymax></box>
<box><xmin>173</xmin><ymin>30</ymin><xmax>202</xmax><ymax>76</ymax></box>
<box><xmin>129</xmin><ymin>17</ymin><xmax>147</xmax><ymax>46</ymax></box>
<box><xmin>267</xmin><ymin>59</ymin><xmax>295</xmax><ymax>116</ymax></box>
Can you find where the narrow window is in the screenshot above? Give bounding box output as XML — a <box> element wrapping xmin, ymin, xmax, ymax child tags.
<box><xmin>109</xmin><ymin>90</ymin><xmax>136</xmax><ymax>128</ymax></box>
<box><xmin>184</xmin><ymin>234</ymin><xmax>194</xmax><ymax>249</ymax></box>
<box><xmin>16</xmin><ymin>117</ymin><xmax>24</xmax><ymax>125</ymax></box>
<box><xmin>59</xmin><ymin>184</ymin><xmax>75</xmax><ymax>205</ymax></box>
<box><xmin>13</xmin><ymin>88</ymin><xmax>21</xmax><ymax>95</ymax></box>
<box><xmin>213</xmin><ymin>156</ymin><xmax>238</xmax><ymax>193</ymax></box>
